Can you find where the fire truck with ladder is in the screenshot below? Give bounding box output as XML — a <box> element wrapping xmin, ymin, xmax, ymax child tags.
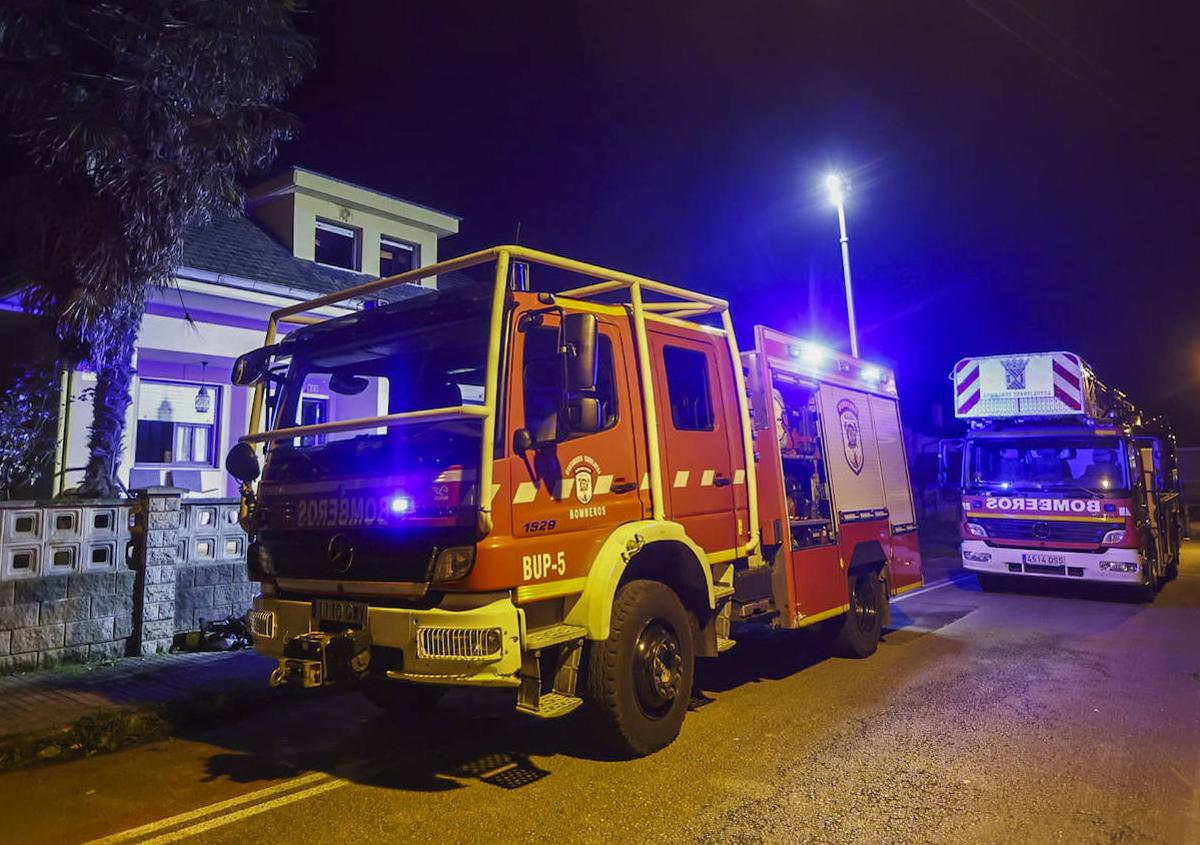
<box><xmin>224</xmin><ymin>246</ymin><xmax>924</xmax><ymax>756</ymax></box>
<box><xmin>945</xmin><ymin>351</ymin><xmax>1181</xmax><ymax>599</ymax></box>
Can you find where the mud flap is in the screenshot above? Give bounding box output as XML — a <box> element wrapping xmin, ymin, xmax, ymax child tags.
<box><xmin>270</xmin><ymin>630</ymin><xmax>372</xmax><ymax>688</ymax></box>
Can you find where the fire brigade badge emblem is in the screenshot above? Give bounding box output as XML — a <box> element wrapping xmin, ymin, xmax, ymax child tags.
<box><xmin>837</xmin><ymin>398</ymin><xmax>864</xmax><ymax>475</ymax></box>
<box><xmin>566</xmin><ymin>454</ymin><xmax>601</xmax><ymax>505</ymax></box>
<box><xmin>1001</xmin><ymin>356</ymin><xmax>1028</xmax><ymax>390</ymax></box>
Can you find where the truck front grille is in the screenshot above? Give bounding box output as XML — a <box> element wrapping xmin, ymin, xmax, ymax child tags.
<box><xmin>415</xmin><ymin>626</ymin><xmax>502</xmax><ymax>661</ymax></box>
<box><xmin>978</xmin><ymin>518</ymin><xmax>1110</xmax><ymax>545</ymax></box>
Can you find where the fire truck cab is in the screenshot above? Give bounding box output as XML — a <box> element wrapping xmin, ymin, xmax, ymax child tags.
<box><xmin>226</xmin><ymin>246</ymin><xmax>923</xmax><ymax>756</ymax></box>
<box><xmin>948</xmin><ymin>351</ymin><xmax>1182</xmax><ymax>598</ymax></box>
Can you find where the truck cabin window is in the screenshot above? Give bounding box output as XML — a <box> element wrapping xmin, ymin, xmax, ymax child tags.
<box><xmin>966</xmin><ymin>437</ymin><xmax>1129</xmax><ymax>495</ymax></box>
<box><xmin>662</xmin><ymin>346</ymin><xmax>714</xmax><ymax>431</ymax></box>
<box><xmin>522</xmin><ymin>326</ymin><xmax>617</xmax><ymax>443</ymax></box>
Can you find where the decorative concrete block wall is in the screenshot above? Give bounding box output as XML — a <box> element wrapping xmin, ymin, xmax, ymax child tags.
<box><xmin>0</xmin><ymin>491</ymin><xmax>250</xmax><ymax>672</ymax></box>
<box><xmin>175</xmin><ymin>499</ymin><xmax>253</xmax><ymax>632</ymax></box>
<box><xmin>0</xmin><ymin>500</ymin><xmax>136</xmax><ymax>672</ymax></box>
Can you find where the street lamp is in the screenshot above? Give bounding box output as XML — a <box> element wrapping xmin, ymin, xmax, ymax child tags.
<box><xmin>825</xmin><ymin>173</ymin><xmax>858</xmax><ymax>358</ymax></box>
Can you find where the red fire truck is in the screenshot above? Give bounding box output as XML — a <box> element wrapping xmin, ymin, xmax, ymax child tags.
<box><xmin>947</xmin><ymin>351</ymin><xmax>1181</xmax><ymax>598</ymax></box>
<box><xmin>225</xmin><ymin>246</ymin><xmax>923</xmax><ymax>756</ymax></box>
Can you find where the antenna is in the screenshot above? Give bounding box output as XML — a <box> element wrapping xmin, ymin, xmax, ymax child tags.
<box><xmin>514</xmin><ymin>221</ymin><xmax>522</xmax><ymax>245</ymax></box>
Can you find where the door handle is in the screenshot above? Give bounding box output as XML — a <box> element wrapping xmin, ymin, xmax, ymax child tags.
<box><xmin>714</xmin><ymin>474</ymin><xmax>733</xmax><ymax>487</ymax></box>
<box><xmin>611</xmin><ymin>480</ymin><xmax>638</xmax><ymax>494</ymax></box>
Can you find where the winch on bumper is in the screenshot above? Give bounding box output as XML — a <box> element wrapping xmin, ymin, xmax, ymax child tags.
<box><xmin>960</xmin><ymin>539</ymin><xmax>1144</xmax><ymax>583</ymax></box>
<box><xmin>248</xmin><ymin>593</ymin><xmax>525</xmax><ymax>689</ymax></box>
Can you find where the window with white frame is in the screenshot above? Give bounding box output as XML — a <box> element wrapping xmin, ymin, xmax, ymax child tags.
<box><xmin>133</xmin><ymin>380</ymin><xmax>220</xmax><ymax>467</ymax></box>
<box><xmin>314</xmin><ymin>219</ymin><xmax>360</xmax><ymax>271</ymax></box>
<box><xmin>379</xmin><ymin>236</ymin><xmax>418</xmax><ymax>277</ymax></box>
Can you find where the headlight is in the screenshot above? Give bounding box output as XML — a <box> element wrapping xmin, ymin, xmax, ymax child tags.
<box><xmin>966</xmin><ymin>522</ymin><xmax>988</xmax><ymax>538</ymax></box>
<box><xmin>1099</xmin><ymin>559</ymin><xmax>1138</xmax><ymax>573</ymax></box>
<box><xmin>430</xmin><ymin>546</ymin><xmax>475</xmax><ymax>582</ymax></box>
<box><xmin>963</xmin><ymin>550</ymin><xmax>992</xmax><ymax>563</ymax></box>
<box><xmin>1101</xmin><ymin>529</ymin><xmax>1126</xmax><ymax>545</ymax></box>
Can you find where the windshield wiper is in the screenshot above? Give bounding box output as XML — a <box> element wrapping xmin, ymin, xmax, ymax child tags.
<box><xmin>1045</xmin><ymin>485</ymin><xmax>1101</xmax><ymax>499</ymax></box>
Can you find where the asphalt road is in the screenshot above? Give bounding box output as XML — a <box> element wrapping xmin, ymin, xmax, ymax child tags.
<box><xmin>3</xmin><ymin>547</ymin><xmax>1198</xmax><ymax>845</ymax></box>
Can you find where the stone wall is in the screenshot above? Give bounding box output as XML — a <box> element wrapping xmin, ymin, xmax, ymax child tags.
<box><xmin>0</xmin><ymin>491</ymin><xmax>250</xmax><ymax>672</ymax></box>
<box><xmin>0</xmin><ymin>501</ymin><xmax>136</xmax><ymax>672</ymax></box>
<box><xmin>174</xmin><ymin>499</ymin><xmax>254</xmax><ymax>634</ymax></box>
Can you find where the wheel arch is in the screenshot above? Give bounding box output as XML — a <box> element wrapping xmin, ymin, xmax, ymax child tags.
<box><xmin>565</xmin><ymin>520</ymin><xmax>715</xmax><ymax>641</ymax></box>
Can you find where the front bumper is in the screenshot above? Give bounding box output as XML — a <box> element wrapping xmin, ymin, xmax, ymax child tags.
<box><xmin>960</xmin><ymin>540</ymin><xmax>1145</xmax><ymax>584</ymax></box>
<box><xmin>250</xmin><ymin>594</ymin><xmax>525</xmax><ymax>688</ymax></box>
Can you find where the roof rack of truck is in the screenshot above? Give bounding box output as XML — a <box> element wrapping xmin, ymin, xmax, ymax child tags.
<box><xmin>244</xmin><ymin>245</ymin><xmax>756</xmax><ymax>541</ymax></box>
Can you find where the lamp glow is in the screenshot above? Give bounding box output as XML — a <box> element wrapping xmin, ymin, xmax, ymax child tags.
<box><xmin>389</xmin><ymin>495</ymin><xmax>414</xmax><ymax>515</ymax></box>
<box><xmin>825</xmin><ymin>172</ymin><xmax>844</xmax><ymax>204</ymax></box>
<box><xmin>798</xmin><ymin>342</ymin><xmax>831</xmax><ymax>365</ymax></box>
<box><xmin>861</xmin><ymin>365</ymin><xmax>882</xmax><ymax>383</ymax></box>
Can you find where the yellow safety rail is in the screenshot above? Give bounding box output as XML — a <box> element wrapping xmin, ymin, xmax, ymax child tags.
<box><xmin>241</xmin><ymin>246</ymin><xmax>759</xmax><ymax>557</ymax></box>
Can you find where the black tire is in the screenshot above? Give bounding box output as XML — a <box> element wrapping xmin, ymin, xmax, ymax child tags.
<box><xmin>976</xmin><ymin>573</ymin><xmax>1006</xmax><ymax>592</ymax></box>
<box><xmin>831</xmin><ymin>569</ymin><xmax>884</xmax><ymax>658</ymax></box>
<box><xmin>583</xmin><ymin>579</ymin><xmax>695</xmax><ymax>758</ymax></box>
<box><xmin>1132</xmin><ymin>559</ymin><xmax>1160</xmax><ymax>603</ymax></box>
<box><xmin>360</xmin><ymin>676</ymin><xmax>445</xmax><ymax>715</ymax></box>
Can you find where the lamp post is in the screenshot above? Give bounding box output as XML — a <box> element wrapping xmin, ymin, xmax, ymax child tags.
<box><xmin>825</xmin><ymin>173</ymin><xmax>858</xmax><ymax>358</ymax></box>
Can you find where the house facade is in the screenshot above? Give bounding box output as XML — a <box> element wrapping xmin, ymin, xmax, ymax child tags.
<box><xmin>52</xmin><ymin>167</ymin><xmax>460</xmax><ymax>498</ymax></box>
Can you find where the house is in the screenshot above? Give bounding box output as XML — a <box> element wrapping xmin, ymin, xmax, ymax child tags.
<box><xmin>51</xmin><ymin>167</ymin><xmax>461</xmax><ymax>497</ymax></box>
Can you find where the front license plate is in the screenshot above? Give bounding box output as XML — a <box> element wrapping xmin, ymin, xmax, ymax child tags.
<box><xmin>1022</xmin><ymin>553</ymin><xmax>1066</xmax><ymax>566</ymax></box>
<box><xmin>313</xmin><ymin>599</ymin><xmax>368</xmax><ymax>628</ymax></box>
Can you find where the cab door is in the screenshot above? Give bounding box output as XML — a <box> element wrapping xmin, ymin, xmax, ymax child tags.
<box><xmin>649</xmin><ymin>329</ymin><xmax>738</xmax><ymax>556</ymax></box>
<box><xmin>506</xmin><ymin>312</ymin><xmax>645</xmax><ymax>587</ymax></box>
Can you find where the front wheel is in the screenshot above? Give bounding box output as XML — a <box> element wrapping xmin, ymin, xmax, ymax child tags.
<box><xmin>583</xmin><ymin>579</ymin><xmax>695</xmax><ymax>758</ymax></box>
<box><xmin>831</xmin><ymin>569</ymin><xmax>884</xmax><ymax>658</ymax></box>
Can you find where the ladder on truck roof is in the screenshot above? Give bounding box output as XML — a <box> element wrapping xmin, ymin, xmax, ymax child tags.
<box><xmin>244</xmin><ymin>245</ymin><xmax>761</xmax><ymax>560</ymax></box>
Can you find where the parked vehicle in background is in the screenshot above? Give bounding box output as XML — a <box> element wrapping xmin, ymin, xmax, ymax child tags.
<box><xmin>943</xmin><ymin>351</ymin><xmax>1181</xmax><ymax>599</ymax></box>
<box><xmin>225</xmin><ymin>246</ymin><xmax>922</xmax><ymax>757</ymax></box>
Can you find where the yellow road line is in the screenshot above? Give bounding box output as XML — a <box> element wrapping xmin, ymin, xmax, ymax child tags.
<box><xmin>84</xmin><ymin>770</ymin><xmax>340</xmax><ymax>844</ymax></box>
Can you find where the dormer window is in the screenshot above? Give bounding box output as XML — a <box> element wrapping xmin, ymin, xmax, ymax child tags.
<box><xmin>380</xmin><ymin>236</ymin><xmax>418</xmax><ymax>278</ymax></box>
<box><xmin>315</xmin><ymin>219</ymin><xmax>360</xmax><ymax>271</ymax></box>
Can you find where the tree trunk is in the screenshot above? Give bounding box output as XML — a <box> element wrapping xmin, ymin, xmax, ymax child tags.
<box><xmin>79</xmin><ymin>316</ymin><xmax>138</xmax><ymax>498</ymax></box>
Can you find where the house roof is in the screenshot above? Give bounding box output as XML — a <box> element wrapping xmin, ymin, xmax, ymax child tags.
<box><xmin>179</xmin><ymin>213</ymin><xmax>370</xmax><ymax>297</ymax></box>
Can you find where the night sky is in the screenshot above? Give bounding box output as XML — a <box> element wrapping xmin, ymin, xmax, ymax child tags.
<box><xmin>278</xmin><ymin>1</ymin><xmax>1200</xmax><ymax>441</ymax></box>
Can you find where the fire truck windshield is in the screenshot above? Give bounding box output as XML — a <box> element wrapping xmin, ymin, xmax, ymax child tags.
<box><xmin>965</xmin><ymin>436</ymin><xmax>1130</xmax><ymax>495</ymax></box>
<box><xmin>261</xmin><ymin>287</ymin><xmax>493</xmax><ymax>481</ymax></box>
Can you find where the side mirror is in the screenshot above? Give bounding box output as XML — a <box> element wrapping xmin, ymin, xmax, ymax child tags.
<box><xmin>329</xmin><ymin>373</ymin><xmax>369</xmax><ymax>395</ymax></box>
<box><xmin>938</xmin><ymin>438</ymin><xmax>963</xmax><ymax>499</ymax></box>
<box><xmin>562</xmin><ymin>313</ymin><xmax>597</xmax><ymax>392</ymax></box>
<box><xmin>513</xmin><ymin>428</ymin><xmax>534</xmax><ymax>453</ymax></box>
<box><xmin>225</xmin><ymin>442</ymin><xmax>261</xmax><ymax>483</ymax></box>
<box><xmin>231</xmin><ymin>347</ymin><xmax>274</xmax><ymax>387</ymax></box>
<box><xmin>564</xmin><ymin>397</ymin><xmax>601</xmax><ymax>435</ymax></box>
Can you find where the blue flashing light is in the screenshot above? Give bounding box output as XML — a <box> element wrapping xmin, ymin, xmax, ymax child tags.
<box><xmin>999</xmin><ymin>481</ymin><xmax>1010</xmax><ymax>490</ymax></box>
<box><xmin>797</xmin><ymin>342</ymin><xmax>831</xmax><ymax>365</ymax></box>
<box><xmin>971</xmin><ymin>500</ymin><xmax>983</xmax><ymax>509</ymax></box>
<box><xmin>389</xmin><ymin>494</ymin><xmax>414</xmax><ymax>515</ymax></box>
<box><xmin>861</xmin><ymin>364</ymin><xmax>882</xmax><ymax>383</ymax></box>
<box><xmin>1103</xmin><ymin>503</ymin><xmax>1116</xmax><ymax>513</ymax></box>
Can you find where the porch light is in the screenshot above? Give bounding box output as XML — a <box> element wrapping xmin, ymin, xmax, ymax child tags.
<box><xmin>195</xmin><ymin>361</ymin><xmax>211</xmax><ymax>414</ymax></box>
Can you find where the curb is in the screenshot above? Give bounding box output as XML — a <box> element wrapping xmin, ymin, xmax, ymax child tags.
<box><xmin>0</xmin><ymin>681</ymin><xmax>285</xmax><ymax>773</ymax></box>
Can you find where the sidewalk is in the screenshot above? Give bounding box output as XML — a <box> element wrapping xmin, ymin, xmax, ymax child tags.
<box><xmin>0</xmin><ymin>651</ymin><xmax>277</xmax><ymax>769</ymax></box>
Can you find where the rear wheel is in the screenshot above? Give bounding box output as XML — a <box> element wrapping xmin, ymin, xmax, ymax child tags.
<box><xmin>583</xmin><ymin>579</ymin><xmax>695</xmax><ymax>758</ymax></box>
<box><xmin>360</xmin><ymin>676</ymin><xmax>445</xmax><ymax>715</ymax></box>
<box><xmin>831</xmin><ymin>569</ymin><xmax>884</xmax><ymax>658</ymax></box>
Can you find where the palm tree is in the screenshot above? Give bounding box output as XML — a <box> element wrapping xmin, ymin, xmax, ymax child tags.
<box><xmin>0</xmin><ymin>0</ymin><xmax>312</xmax><ymax>497</ymax></box>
